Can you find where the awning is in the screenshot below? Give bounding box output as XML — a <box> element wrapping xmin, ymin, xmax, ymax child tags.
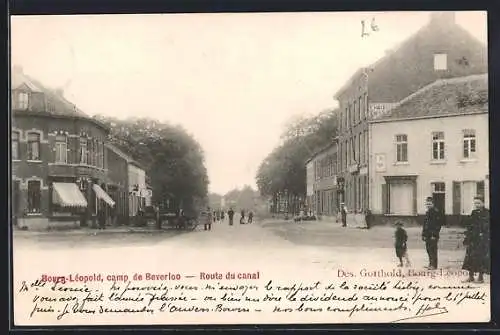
<box><xmin>92</xmin><ymin>184</ymin><xmax>116</xmax><ymax>207</ymax></box>
<box><xmin>52</xmin><ymin>183</ymin><xmax>88</xmax><ymax>208</ymax></box>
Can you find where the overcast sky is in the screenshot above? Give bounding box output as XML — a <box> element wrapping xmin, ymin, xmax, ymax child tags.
<box><xmin>10</xmin><ymin>11</ymin><xmax>487</xmax><ymax>194</ymax></box>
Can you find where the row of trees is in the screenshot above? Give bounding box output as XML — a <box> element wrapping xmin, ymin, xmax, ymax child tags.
<box><xmin>208</xmin><ymin>185</ymin><xmax>268</xmax><ymax>214</ymax></box>
<box><xmin>255</xmin><ymin>109</ymin><xmax>339</xmax><ymax>215</ymax></box>
<box><xmin>93</xmin><ymin>115</ymin><xmax>209</xmax><ymax>214</ymax></box>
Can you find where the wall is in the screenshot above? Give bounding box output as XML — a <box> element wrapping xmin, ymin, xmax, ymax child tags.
<box><xmin>369</xmin><ymin>112</ymin><xmax>488</xmax><ymax>225</ymax></box>
<box><xmin>105</xmin><ymin>145</ymin><xmax>130</xmax><ymax>224</ymax></box>
<box><xmin>12</xmin><ymin>112</ymin><xmax>109</xmax><ymax>229</ymax></box>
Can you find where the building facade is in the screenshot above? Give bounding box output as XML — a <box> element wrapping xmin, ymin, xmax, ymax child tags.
<box><xmin>11</xmin><ymin>66</ymin><xmax>116</xmax><ymax>230</ymax></box>
<box><xmin>305</xmin><ymin>141</ymin><xmax>339</xmax><ymax>217</ymax></box>
<box><xmin>334</xmin><ymin>11</ymin><xmax>487</xmax><ymax>218</ymax></box>
<box><xmin>369</xmin><ymin>74</ymin><xmax>488</xmax><ymax>226</ymax></box>
<box><xmin>104</xmin><ymin>143</ymin><xmax>131</xmax><ymax>225</ymax></box>
<box><xmin>128</xmin><ymin>162</ymin><xmax>150</xmax><ymax>217</ymax></box>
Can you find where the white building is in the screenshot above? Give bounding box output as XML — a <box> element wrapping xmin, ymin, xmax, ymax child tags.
<box><xmin>369</xmin><ymin>74</ymin><xmax>488</xmax><ymax>226</ymax></box>
<box><xmin>128</xmin><ymin>162</ymin><xmax>150</xmax><ymax>216</ymax></box>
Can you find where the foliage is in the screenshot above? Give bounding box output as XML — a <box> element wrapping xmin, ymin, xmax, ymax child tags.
<box><xmin>255</xmin><ymin>109</ymin><xmax>339</xmax><ymax>200</ymax></box>
<box><xmin>94</xmin><ymin>115</ymin><xmax>209</xmax><ymax>212</ymax></box>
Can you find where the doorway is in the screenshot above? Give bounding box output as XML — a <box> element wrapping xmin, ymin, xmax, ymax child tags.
<box><xmin>12</xmin><ymin>180</ymin><xmax>20</xmax><ymax>226</ymax></box>
<box><xmin>432</xmin><ymin>182</ymin><xmax>446</xmax><ymax>214</ymax></box>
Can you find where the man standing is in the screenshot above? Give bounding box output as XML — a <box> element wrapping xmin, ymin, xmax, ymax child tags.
<box><xmin>462</xmin><ymin>196</ymin><xmax>490</xmax><ymax>283</ymax></box>
<box><xmin>422</xmin><ymin>197</ymin><xmax>445</xmax><ymax>270</ymax></box>
<box><xmin>340</xmin><ymin>203</ymin><xmax>347</xmax><ymax>227</ymax></box>
<box><xmin>228</xmin><ymin>208</ymin><xmax>235</xmax><ymax>226</ymax></box>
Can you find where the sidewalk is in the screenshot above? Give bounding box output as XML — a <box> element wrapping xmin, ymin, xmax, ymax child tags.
<box><xmin>12</xmin><ymin>225</ymin><xmax>181</xmax><ymax>237</ymax></box>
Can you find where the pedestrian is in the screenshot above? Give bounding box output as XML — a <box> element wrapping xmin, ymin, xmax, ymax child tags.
<box><xmin>365</xmin><ymin>208</ymin><xmax>373</xmax><ymax>229</ymax></box>
<box><xmin>204</xmin><ymin>207</ymin><xmax>213</xmax><ymax>231</ymax></box>
<box><xmin>248</xmin><ymin>211</ymin><xmax>254</xmax><ymax>224</ymax></box>
<box><xmin>394</xmin><ymin>222</ymin><xmax>411</xmax><ymax>267</ymax></box>
<box><xmin>422</xmin><ymin>196</ymin><xmax>445</xmax><ymax>270</ymax></box>
<box><xmin>462</xmin><ymin>196</ymin><xmax>490</xmax><ymax>283</ymax></box>
<box><xmin>240</xmin><ymin>210</ymin><xmax>246</xmax><ymax>224</ymax></box>
<box><xmin>341</xmin><ymin>203</ymin><xmax>347</xmax><ymax>227</ymax></box>
<box><xmin>228</xmin><ymin>208</ymin><xmax>235</xmax><ymax>226</ymax></box>
<box><xmin>98</xmin><ymin>206</ymin><xmax>106</xmax><ymax>230</ymax></box>
<box><xmin>221</xmin><ymin>210</ymin><xmax>225</xmax><ymax>221</ymax></box>
<box><xmin>216</xmin><ymin>210</ymin><xmax>221</xmax><ymax>222</ymax></box>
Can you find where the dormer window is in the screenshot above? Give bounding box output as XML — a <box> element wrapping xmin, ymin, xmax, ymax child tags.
<box><xmin>13</xmin><ymin>92</ymin><xmax>29</xmax><ymax>110</ymax></box>
<box><xmin>434</xmin><ymin>53</ymin><xmax>448</xmax><ymax>71</ymax></box>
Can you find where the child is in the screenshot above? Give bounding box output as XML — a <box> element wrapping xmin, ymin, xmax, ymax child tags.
<box><xmin>395</xmin><ymin>222</ymin><xmax>411</xmax><ymax>267</ymax></box>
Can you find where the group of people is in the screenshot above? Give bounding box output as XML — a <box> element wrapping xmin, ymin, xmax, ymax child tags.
<box><xmin>202</xmin><ymin>207</ymin><xmax>254</xmax><ymax>231</ymax></box>
<box><xmin>394</xmin><ymin>195</ymin><xmax>490</xmax><ymax>283</ymax></box>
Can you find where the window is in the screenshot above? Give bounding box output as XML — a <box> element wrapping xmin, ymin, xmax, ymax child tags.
<box><xmin>364</xmin><ymin>93</ymin><xmax>368</xmax><ymax>120</ymax></box>
<box><xmin>27</xmin><ymin>132</ymin><xmax>40</xmax><ymax>160</ymax></box>
<box><xmin>434</xmin><ymin>53</ymin><xmax>447</xmax><ymax>71</ymax></box>
<box><xmin>80</xmin><ymin>137</ymin><xmax>88</xmax><ymax>164</ymax></box>
<box><xmin>339</xmin><ymin>143</ymin><xmax>343</xmax><ymax>171</ymax></box>
<box><xmin>27</xmin><ymin>180</ymin><xmax>41</xmax><ymax>213</ymax></box>
<box><xmin>87</xmin><ymin>139</ymin><xmax>92</xmax><ymax>165</ymax></box>
<box><xmin>463</xmin><ymin>129</ymin><xmax>476</xmax><ymax>159</ymax></box>
<box><xmin>55</xmin><ymin>134</ymin><xmax>67</xmax><ymax>163</ymax></box>
<box><xmin>395</xmin><ymin>134</ymin><xmax>408</xmax><ymax>162</ymax></box>
<box><xmin>360</xmin><ymin>132</ymin><xmax>364</xmax><ymax>164</ymax></box>
<box><xmin>14</xmin><ymin>92</ymin><xmax>29</xmax><ymax>110</ymax></box>
<box><xmin>12</xmin><ymin>131</ymin><xmax>20</xmax><ymax>160</ymax></box>
<box><xmin>353</xmin><ymin>101</ymin><xmax>357</xmax><ymax>124</ymax></box>
<box><xmin>358</xmin><ymin>96</ymin><xmax>363</xmax><ymax>121</ymax></box>
<box><xmin>432</xmin><ymin>131</ymin><xmax>445</xmax><ymax>160</ymax></box>
<box><xmin>357</xmin><ymin>134</ymin><xmax>361</xmax><ymax>163</ymax></box>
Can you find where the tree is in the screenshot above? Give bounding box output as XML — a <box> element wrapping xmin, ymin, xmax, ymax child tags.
<box><xmin>94</xmin><ymin>115</ymin><xmax>209</xmax><ymax>217</ymax></box>
<box><xmin>255</xmin><ymin>109</ymin><xmax>339</xmax><ymax>215</ymax></box>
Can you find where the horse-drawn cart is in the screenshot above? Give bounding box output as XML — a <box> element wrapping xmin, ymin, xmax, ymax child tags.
<box><xmin>158</xmin><ymin>209</ymin><xmax>199</xmax><ymax>231</ymax></box>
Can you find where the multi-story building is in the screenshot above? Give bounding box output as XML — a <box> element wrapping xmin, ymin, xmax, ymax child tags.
<box><xmin>305</xmin><ymin>140</ymin><xmax>339</xmax><ymax>217</ymax></box>
<box><xmin>105</xmin><ymin>143</ymin><xmax>152</xmax><ymax>224</ymax></box>
<box><xmin>333</xmin><ymin>11</ymin><xmax>487</xmax><ymax>218</ymax></box>
<box><xmin>369</xmin><ymin>74</ymin><xmax>488</xmax><ymax>226</ymax></box>
<box><xmin>128</xmin><ymin>162</ymin><xmax>150</xmax><ymax>217</ymax></box>
<box><xmin>11</xmin><ymin>66</ymin><xmax>116</xmax><ymax>230</ymax></box>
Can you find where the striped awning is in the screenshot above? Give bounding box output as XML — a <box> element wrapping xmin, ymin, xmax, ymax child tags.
<box><xmin>92</xmin><ymin>184</ymin><xmax>116</xmax><ymax>207</ymax></box>
<box><xmin>52</xmin><ymin>182</ymin><xmax>88</xmax><ymax>208</ymax></box>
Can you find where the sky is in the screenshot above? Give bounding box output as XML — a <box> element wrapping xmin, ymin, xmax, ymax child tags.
<box><xmin>10</xmin><ymin>11</ymin><xmax>487</xmax><ymax>194</ymax></box>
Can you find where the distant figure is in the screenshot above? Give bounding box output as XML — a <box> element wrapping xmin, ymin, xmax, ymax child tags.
<box><xmin>462</xmin><ymin>196</ymin><xmax>490</xmax><ymax>283</ymax></box>
<box><xmin>228</xmin><ymin>208</ymin><xmax>235</xmax><ymax>226</ymax></box>
<box><xmin>248</xmin><ymin>211</ymin><xmax>254</xmax><ymax>224</ymax></box>
<box><xmin>213</xmin><ymin>210</ymin><xmax>217</xmax><ymax>223</ymax></box>
<box><xmin>221</xmin><ymin>210</ymin><xmax>225</xmax><ymax>221</ymax></box>
<box><xmin>240</xmin><ymin>210</ymin><xmax>246</xmax><ymax>224</ymax></box>
<box><xmin>204</xmin><ymin>207</ymin><xmax>213</xmax><ymax>231</ymax></box>
<box><xmin>365</xmin><ymin>208</ymin><xmax>373</xmax><ymax>229</ymax></box>
<box><xmin>216</xmin><ymin>210</ymin><xmax>221</xmax><ymax>222</ymax></box>
<box><xmin>98</xmin><ymin>207</ymin><xmax>106</xmax><ymax>230</ymax></box>
<box><xmin>341</xmin><ymin>203</ymin><xmax>347</xmax><ymax>227</ymax></box>
<box><xmin>394</xmin><ymin>222</ymin><xmax>411</xmax><ymax>267</ymax></box>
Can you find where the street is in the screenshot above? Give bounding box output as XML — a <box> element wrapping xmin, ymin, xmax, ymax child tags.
<box><xmin>13</xmin><ymin>218</ymin><xmax>469</xmax><ymax>272</ymax></box>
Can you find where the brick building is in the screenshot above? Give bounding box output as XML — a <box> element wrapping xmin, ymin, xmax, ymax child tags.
<box><xmin>333</xmin><ymin>12</ymin><xmax>487</xmax><ymax>218</ymax></box>
<box><xmin>11</xmin><ymin>66</ymin><xmax>116</xmax><ymax>230</ymax></box>
<box><xmin>369</xmin><ymin>74</ymin><xmax>488</xmax><ymax>226</ymax></box>
<box><xmin>305</xmin><ymin>140</ymin><xmax>339</xmax><ymax>217</ymax></box>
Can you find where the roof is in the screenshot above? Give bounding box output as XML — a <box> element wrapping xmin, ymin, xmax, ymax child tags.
<box><xmin>305</xmin><ymin>139</ymin><xmax>338</xmax><ymax>165</ymax></box>
<box><xmin>105</xmin><ymin>143</ymin><xmax>146</xmax><ymax>170</ymax></box>
<box><xmin>371</xmin><ymin>74</ymin><xmax>488</xmax><ymax>123</ymax></box>
<box><xmin>334</xmin><ymin>13</ymin><xmax>487</xmax><ymax>102</ymax></box>
<box><xmin>11</xmin><ymin>67</ymin><xmax>88</xmax><ymax>118</ymax></box>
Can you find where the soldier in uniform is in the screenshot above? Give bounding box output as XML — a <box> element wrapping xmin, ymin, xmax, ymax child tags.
<box><xmin>462</xmin><ymin>196</ymin><xmax>490</xmax><ymax>283</ymax></box>
<box><xmin>204</xmin><ymin>207</ymin><xmax>213</xmax><ymax>231</ymax></box>
<box><xmin>422</xmin><ymin>197</ymin><xmax>445</xmax><ymax>270</ymax></box>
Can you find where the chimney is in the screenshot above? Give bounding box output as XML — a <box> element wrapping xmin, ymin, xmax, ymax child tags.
<box><xmin>429</xmin><ymin>11</ymin><xmax>456</xmax><ymax>26</ymax></box>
